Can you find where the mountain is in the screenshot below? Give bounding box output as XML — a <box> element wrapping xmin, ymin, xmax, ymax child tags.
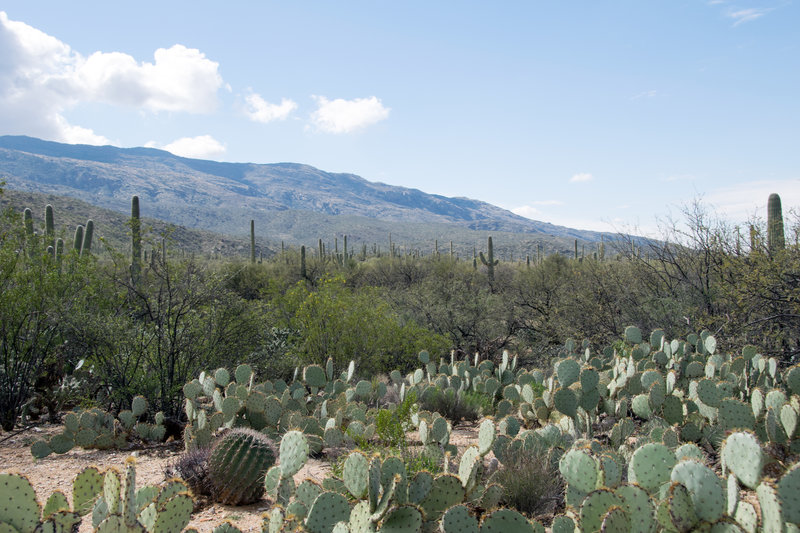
<box><xmin>0</xmin><ymin>135</ymin><xmax>615</xmax><ymax>256</ymax></box>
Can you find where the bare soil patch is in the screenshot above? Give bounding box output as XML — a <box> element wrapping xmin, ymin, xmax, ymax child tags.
<box><xmin>1</xmin><ymin>423</ymin><xmax>479</xmax><ymax>532</ymax></box>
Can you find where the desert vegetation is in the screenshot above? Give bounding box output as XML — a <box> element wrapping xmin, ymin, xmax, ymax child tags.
<box><xmin>1</xmin><ymin>188</ymin><xmax>799</xmax><ymax>532</ymax></box>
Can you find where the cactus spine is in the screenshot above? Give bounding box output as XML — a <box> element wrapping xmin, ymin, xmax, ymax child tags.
<box><xmin>767</xmin><ymin>193</ymin><xmax>785</xmax><ymax>253</ymax></box>
<box><xmin>479</xmin><ymin>236</ymin><xmax>499</xmax><ymax>281</ymax></box>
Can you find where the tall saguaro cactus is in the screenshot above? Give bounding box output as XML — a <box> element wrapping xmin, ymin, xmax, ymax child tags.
<box><xmin>45</xmin><ymin>204</ymin><xmax>55</xmax><ymax>247</ymax></box>
<box><xmin>300</xmin><ymin>245</ymin><xmax>307</xmax><ymax>280</ymax></box>
<box><xmin>767</xmin><ymin>193</ymin><xmax>785</xmax><ymax>253</ymax></box>
<box><xmin>250</xmin><ymin>219</ymin><xmax>256</xmax><ymax>263</ymax></box>
<box><xmin>81</xmin><ymin>220</ymin><xmax>94</xmax><ymax>255</ymax></box>
<box><xmin>130</xmin><ymin>195</ymin><xmax>141</xmax><ymax>281</ymax></box>
<box><xmin>23</xmin><ymin>208</ymin><xmax>34</xmax><ymax>235</ymax></box>
<box><xmin>479</xmin><ymin>236</ymin><xmax>499</xmax><ymax>281</ymax></box>
<box><xmin>73</xmin><ymin>225</ymin><xmax>84</xmax><ymax>252</ymax></box>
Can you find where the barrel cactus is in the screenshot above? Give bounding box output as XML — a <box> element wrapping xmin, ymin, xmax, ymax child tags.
<box><xmin>207</xmin><ymin>428</ymin><xmax>277</xmax><ymax>505</ymax></box>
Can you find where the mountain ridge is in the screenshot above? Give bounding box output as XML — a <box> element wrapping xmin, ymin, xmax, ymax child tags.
<box><xmin>0</xmin><ymin>135</ymin><xmax>612</xmax><ymax>248</ymax></box>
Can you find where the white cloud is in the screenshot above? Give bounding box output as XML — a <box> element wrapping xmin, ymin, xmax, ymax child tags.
<box><xmin>76</xmin><ymin>45</ymin><xmax>222</xmax><ymax>112</ymax></box>
<box><xmin>570</xmin><ymin>173</ymin><xmax>594</xmax><ymax>183</ymax></box>
<box><xmin>705</xmin><ymin>179</ymin><xmax>800</xmax><ymax>221</ymax></box>
<box><xmin>56</xmin><ymin>116</ymin><xmax>111</xmax><ymax>145</ymax></box>
<box><xmin>511</xmin><ymin>206</ymin><xmax>541</xmax><ymax>219</ymax></box>
<box><xmin>0</xmin><ymin>11</ymin><xmax>223</xmax><ymax>144</ymax></box>
<box><xmin>163</xmin><ymin>135</ymin><xmax>226</xmax><ymax>159</ymax></box>
<box><xmin>727</xmin><ymin>8</ymin><xmax>770</xmax><ymax>25</ymax></box>
<box><xmin>310</xmin><ymin>96</ymin><xmax>390</xmax><ymax>133</ymax></box>
<box><xmin>244</xmin><ymin>92</ymin><xmax>297</xmax><ymax>123</ymax></box>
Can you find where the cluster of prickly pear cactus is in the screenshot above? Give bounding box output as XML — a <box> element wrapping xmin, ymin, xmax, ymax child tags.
<box><xmin>263</xmin><ymin>427</ymin><xmax>552</xmax><ymax>533</ymax></box>
<box><xmin>527</xmin><ymin>325</ymin><xmax>800</xmax><ymax>532</ymax></box>
<box><xmin>31</xmin><ymin>396</ymin><xmax>167</xmax><ymax>458</ymax></box>
<box><xmin>0</xmin><ymin>472</ymin><xmax>82</xmax><ymax>532</ymax></box>
<box><xmin>552</xmin><ymin>429</ymin><xmax>800</xmax><ymax>532</ymax></box>
<box><xmin>10</xmin><ymin>323</ymin><xmax>800</xmax><ymax>532</ymax></box>
<box><xmin>182</xmin><ymin>357</ymin><xmax>392</xmax><ymax>455</ymax></box>
<box><xmin>1</xmin><ymin>457</ymin><xmax>194</xmax><ymax>533</ymax></box>
<box><xmin>90</xmin><ymin>457</ymin><xmax>193</xmax><ymax>533</ymax></box>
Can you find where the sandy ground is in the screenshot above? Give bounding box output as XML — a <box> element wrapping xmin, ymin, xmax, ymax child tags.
<box><xmin>0</xmin><ymin>422</ymin><xmax>481</xmax><ymax>532</ymax></box>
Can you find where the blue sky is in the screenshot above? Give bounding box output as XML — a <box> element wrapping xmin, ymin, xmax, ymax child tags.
<box><xmin>1</xmin><ymin>2</ymin><xmax>798</xmax><ymax>235</ymax></box>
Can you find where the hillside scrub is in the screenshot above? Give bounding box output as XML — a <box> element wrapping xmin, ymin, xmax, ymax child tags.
<box><xmin>0</xmin><ymin>197</ymin><xmax>798</xmax><ymax>429</ymax></box>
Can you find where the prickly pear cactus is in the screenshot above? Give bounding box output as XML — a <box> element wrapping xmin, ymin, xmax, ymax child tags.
<box><xmin>279</xmin><ymin>430</ymin><xmax>309</xmax><ymax>478</ymax></box>
<box><xmin>343</xmin><ymin>452</ymin><xmax>369</xmax><ymax>499</ymax></box>
<box><xmin>670</xmin><ymin>460</ymin><xmax>725</xmax><ymax>523</ymax></box>
<box><xmin>720</xmin><ymin>431</ymin><xmax>763</xmax><ymax>489</ymax></box>
<box><xmin>0</xmin><ymin>473</ymin><xmax>41</xmax><ymax>532</ymax></box>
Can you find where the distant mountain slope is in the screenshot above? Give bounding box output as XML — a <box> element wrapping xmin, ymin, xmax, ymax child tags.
<box><xmin>1</xmin><ymin>188</ymin><xmax>610</xmax><ymax>261</ymax></box>
<box><xmin>0</xmin><ymin>135</ymin><xmax>611</xmax><ymax>248</ymax></box>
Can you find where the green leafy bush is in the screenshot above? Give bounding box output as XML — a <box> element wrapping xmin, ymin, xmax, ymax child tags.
<box><xmin>375</xmin><ymin>390</ymin><xmax>417</xmax><ymax>447</ymax></box>
<box><xmin>419</xmin><ymin>386</ymin><xmax>491</xmax><ymax>423</ymax></box>
<box><xmin>0</xmin><ymin>208</ymin><xmax>90</xmax><ymax>430</ymax></box>
<box><xmin>279</xmin><ymin>276</ymin><xmax>450</xmax><ymax>375</ymax></box>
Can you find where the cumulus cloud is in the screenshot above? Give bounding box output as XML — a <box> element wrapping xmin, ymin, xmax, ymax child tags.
<box><xmin>310</xmin><ymin>96</ymin><xmax>390</xmax><ymax>133</ymax></box>
<box><xmin>244</xmin><ymin>92</ymin><xmax>297</xmax><ymax>123</ymax></box>
<box><xmin>76</xmin><ymin>45</ymin><xmax>222</xmax><ymax>112</ymax></box>
<box><xmin>0</xmin><ymin>11</ymin><xmax>223</xmax><ymax>144</ymax></box>
<box><xmin>570</xmin><ymin>173</ymin><xmax>594</xmax><ymax>183</ymax></box>
<box><xmin>162</xmin><ymin>135</ymin><xmax>226</xmax><ymax>159</ymax></box>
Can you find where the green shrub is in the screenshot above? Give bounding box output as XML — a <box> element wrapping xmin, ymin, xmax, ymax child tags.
<box><xmin>279</xmin><ymin>276</ymin><xmax>451</xmax><ymax>375</ymax></box>
<box><xmin>419</xmin><ymin>386</ymin><xmax>490</xmax><ymax>423</ymax></box>
<box><xmin>375</xmin><ymin>390</ymin><xmax>417</xmax><ymax>447</ymax></box>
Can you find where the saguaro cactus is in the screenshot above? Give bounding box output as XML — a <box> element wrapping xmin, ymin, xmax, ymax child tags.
<box><xmin>130</xmin><ymin>196</ymin><xmax>141</xmax><ymax>281</ymax></box>
<box><xmin>767</xmin><ymin>193</ymin><xmax>785</xmax><ymax>253</ymax></box>
<box><xmin>45</xmin><ymin>204</ymin><xmax>54</xmax><ymax>247</ymax></box>
<box><xmin>73</xmin><ymin>225</ymin><xmax>84</xmax><ymax>252</ymax></box>
<box><xmin>250</xmin><ymin>219</ymin><xmax>256</xmax><ymax>263</ymax></box>
<box><xmin>81</xmin><ymin>219</ymin><xmax>94</xmax><ymax>255</ymax></box>
<box><xmin>23</xmin><ymin>208</ymin><xmax>34</xmax><ymax>235</ymax></box>
<box><xmin>300</xmin><ymin>245</ymin><xmax>307</xmax><ymax>279</ymax></box>
<box><xmin>479</xmin><ymin>236</ymin><xmax>499</xmax><ymax>281</ymax></box>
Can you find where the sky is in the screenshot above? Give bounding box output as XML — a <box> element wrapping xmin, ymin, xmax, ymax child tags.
<box><xmin>1</xmin><ymin>1</ymin><xmax>798</xmax><ymax>235</ymax></box>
